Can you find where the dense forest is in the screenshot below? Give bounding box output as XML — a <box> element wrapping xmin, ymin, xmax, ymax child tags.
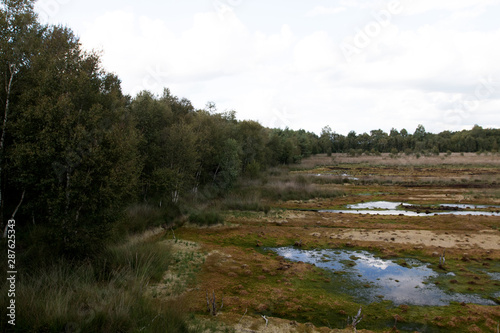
<box><xmin>1</xmin><ymin>0</ymin><xmax>500</xmax><ymax>261</ymax></box>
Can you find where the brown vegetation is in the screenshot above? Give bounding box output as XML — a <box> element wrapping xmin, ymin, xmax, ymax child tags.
<box><xmin>148</xmin><ymin>153</ymin><xmax>500</xmax><ymax>332</ymax></box>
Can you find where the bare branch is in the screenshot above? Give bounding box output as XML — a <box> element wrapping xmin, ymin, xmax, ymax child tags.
<box><xmin>206</xmin><ymin>291</ymin><xmax>211</xmax><ymax>313</ymax></box>
<box><xmin>212</xmin><ymin>290</ymin><xmax>217</xmax><ymax>316</ymax></box>
<box><xmin>350</xmin><ymin>306</ymin><xmax>362</xmax><ymax>332</ymax></box>
<box><xmin>238</xmin><ymin>308</ymin><xmax>248</xmax><ymax>324</ymax></box>
<box><xmin>0</xmin><ymin>64</ymin><xmax>17</xmax><ymax>225</ymax></box>
<box><xmin>10</xmin><ymin>189</ymin><xmax>25</xmax><ymax>220</ymax></box>
<box><xmin>206</xmin><ymin>290</ymin><xmax>223</xmax><ymax>316</ymax></box>
<box><xmin>439</xmin><ymin>250</ymin><xmax>446</xmax><ymax>268</ymax></box>
<box><xmin>261</xmin><ymin>315</ymin><xmax>268</xmax><ymax>327</ymax></box>
<box><xmin>3</xmin><ymin>189</ymin><xmax>25</xmax><ymax>238</ymax></box>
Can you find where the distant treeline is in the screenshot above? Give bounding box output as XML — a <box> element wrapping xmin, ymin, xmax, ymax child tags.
<box><xmin>318</xmin><ymin>124</ymin><xmax>500</xmax><ymax>155</ymax></box>
<box><xmin>1</xmin><ymin>1</ymin><xmax>499</xmax><ymax>260</ymax></box>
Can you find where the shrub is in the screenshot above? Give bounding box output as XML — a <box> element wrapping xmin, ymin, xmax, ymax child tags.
<box><xmin>118</xmin><ymin>203</ymin><xmax>164</xmax><ymax>235</ymax></box>
<box><xmin>188</xmin><ymin>211</ymin><xmax>224</xmax><ymax>226</ymax></box>
<box><xmin>245</xmin><ymin>160</ymin><xmax>261</xmax><ymax>178</ymax></box>
<box><xmin>222</xmin><ymin>193</ymin><xmax>270</xmax><ymax>213</ymax></box>
<box><xmin>113</xmin><ymin>202</ymin><xmax>182</xmax><ymax>238</ymax></box>
<box><xmin>432</xmin><ymin>146</ymin><xmax>440</xmax><ymax>156</ymax></box>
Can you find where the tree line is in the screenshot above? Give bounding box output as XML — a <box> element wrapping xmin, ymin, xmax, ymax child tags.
<box><xmin>1</xmin><ymin>0</ymin><xmax>499</xmax><ymax>260</ymax></box>
<box><xmin>319</xmin><ymin>124</ymin><xmax>500</xmax><ymax>155</ymax></box>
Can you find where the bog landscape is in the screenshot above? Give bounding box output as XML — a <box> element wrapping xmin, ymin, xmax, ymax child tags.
<box><xmin>169</xmin><ymin>153</ymin><xmax>500</xmax><ymax>333</ymax></box>
<box><xmin>1</xmin><ymin>1</ymin><xmax>500</xmax><ymax>333</ymax></box>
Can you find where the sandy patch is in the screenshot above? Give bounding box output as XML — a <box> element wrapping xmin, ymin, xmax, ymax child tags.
<box><xmin>283</xmin><ymin>210</ymin><xmax>307</xmax><ymax>219</ymax></box>
<box><xmin>331</xmin><ymin>229</ymin><xmax>500</xmax><ymax>250</ymax></box>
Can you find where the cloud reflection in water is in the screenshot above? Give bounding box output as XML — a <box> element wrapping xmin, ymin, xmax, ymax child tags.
<box><xmin>270</xmin><ymin>247</ymin><xmax>495</xmax><ymax>306</ymax></box>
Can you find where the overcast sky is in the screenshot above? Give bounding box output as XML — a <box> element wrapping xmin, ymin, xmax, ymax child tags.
<box><xmin>34</xmin><ymin>0</ymin><xmax>500</xmax><ymax>135</ymax></box>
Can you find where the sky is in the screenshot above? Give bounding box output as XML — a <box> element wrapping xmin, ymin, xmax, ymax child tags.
<box><xmin>34</xmin><ymin>0</ymin><xmax>500</xmax><ymax>135</ymax></box>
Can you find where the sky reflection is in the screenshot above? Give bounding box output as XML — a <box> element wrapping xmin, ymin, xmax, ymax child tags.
<box><xmin>320</xmin><ymin>201</ymin><xmax>500</xmax><ymax>216</ymax></box>
<box><xmin>269</xmin><ymin>247</ymin><xmax>496</xmax><ymax>306</ymax></box>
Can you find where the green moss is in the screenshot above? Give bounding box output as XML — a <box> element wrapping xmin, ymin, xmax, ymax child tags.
<box><xmin>429</xmin><ymin>259</ymin><xmax>500</xmax><ymax>298</ymax></box>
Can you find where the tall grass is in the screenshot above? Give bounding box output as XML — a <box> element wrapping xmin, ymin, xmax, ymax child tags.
<box><xmin>261</xmin><ymin>177</ymin><xmax>345</xmax><ymax>201</ymax></box>
<box><xmin>222</xmin><ymin>172</ymin><xmax>345</xmax><ymax>209</ymax></box>
<box><xmin>222</xmin><ymin>192</ymin><xmax>271</xmax><ymax>213</ymax></box>
<box><xmin>119</xmin><ymin>203</ymin><xmax>165</xmax><ymax>234</ymax></box>
<box><xmin>298</xmin><ymin>152</ymin><xmax>500</xmax><ymax>167</ymax></box>
<box><xmin>0</xmin><ymin>237</ymin><xmax>194</xmax><ymax>332</ymax></box>
<box><xmin>188</xmin><ymin>210</ymin><xmax>225</xmax><ymax>226</ymax></box>
<box><xmin>115</xmin><ymin>202</ymin><xmax>182</xmax><ymax>237</ymax></box>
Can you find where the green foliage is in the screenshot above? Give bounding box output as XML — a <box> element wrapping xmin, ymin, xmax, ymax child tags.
<box><xmin>2</xmin><ymin>12</ymin><xmax>140</xmax><ymax>258</ymax></box>
<box><xmin>317</xmin><ymin>124</ymin><xmax>500</xmax><ymax>155</ymax></box>
<box><xmin>212</xmin><ymin>138</ymin><xmax>241</xmax><ymax>190</ymax></box>
<box><xmin>188</xmin><ymin>210</ymin><xmax>224</xmax><ymax>226</ymax></box>
<box><xmin>245</xmin><ymin>160</ymin><xmax>261</xmax><ymax>178</ymax></box>
<box><xmin>116</xmin><ymin>203</ymin><xmax>165</xmax><ymax>236</ymax></box>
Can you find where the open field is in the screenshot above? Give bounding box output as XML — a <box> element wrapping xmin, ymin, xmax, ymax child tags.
<box><xmin>152</xmin><ymin>153</ymin><xmax>500</xmax><ymax>332</ymax></box>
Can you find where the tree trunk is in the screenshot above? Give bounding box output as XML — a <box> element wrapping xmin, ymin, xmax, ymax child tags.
<box><xmin>2</xmin><ymin>189</ymin><xmax>24</xmax><ymax>238</ymax></box>
<box><xmin>0</xmin><ymin>64</ymin><xmax>17</xmax><ymax>228</ymax></box>
<box><xmin>213</xmin><ymin>163</ymin><xmax>221</xmax><ymax>182</ymax></box>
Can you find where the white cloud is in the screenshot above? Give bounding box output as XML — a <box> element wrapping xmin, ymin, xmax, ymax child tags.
<box><xmin>336</xmin><ymin>24</ymin><xmax>500</xmax><ymax>93</ymax></box>
<box><xmin>253</xmin><ymin>24</ymin><xmax>294</xmax><ymax>62</ymax></box>
<box><xmin>338</xmin><ymin>0</ymin><xmax>372</xmax><ymax>9</ymax></box>
<box><xmin>400</xmin><ymin>0</ymin><xmax>498</xmax><ymax>15</ymax></box>
<box><xmin>306</xmin><ymin>6</ymin><xmax>346</xmax><ymax>17</ymax></box>
<box><xmin>293</xmin><ymin>31</ymin><xmax>340</xmax><ymax>72</ymax></box>
<box><xmin>82</xmin><ymin>10</ymin><xmax>255</xmax><ymax>94</ymax></box>
<box><xmin>68</xmin><ymin>1</ymin><xmax>500</xmax><ymax>134</ymax></box>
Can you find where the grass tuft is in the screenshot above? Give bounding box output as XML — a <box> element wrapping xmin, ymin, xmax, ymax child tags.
<box><xmin>0</xmin><ymin>236</ymin><xmax>197</xmax><ymax>332</ymax></box>
<box><xmin>188</xmin><ymin>210</ymin><xmax>225</xmax><ymax>226</ymax></box>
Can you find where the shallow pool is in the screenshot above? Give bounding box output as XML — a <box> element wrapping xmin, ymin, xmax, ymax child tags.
<box><xmin>319</xmin><ymin>201</ymin><xmax>500</xmax><ymax>216</ymax></box>
<box><xmin>269</xmin><ymin>247</ymin><xmax>496</xmax><ymax>306</ymax></box>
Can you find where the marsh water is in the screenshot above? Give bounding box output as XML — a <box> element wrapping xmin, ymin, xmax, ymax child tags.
<box><xmin>319</xmin><ymin>201</ymin><xmax>500</xmax><ymax>216</ymax></box>
<box><xmin>269</xmin><ymin>247</ymin><xmax>496</xmax><ymax>306</ymax></box>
